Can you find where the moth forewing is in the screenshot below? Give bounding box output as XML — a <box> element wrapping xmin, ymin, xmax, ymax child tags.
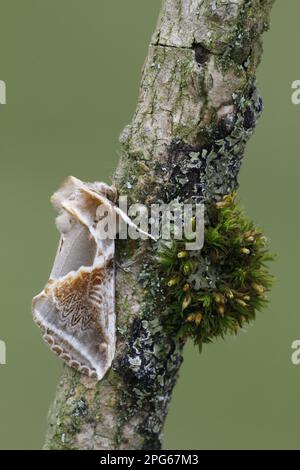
<box><xmin>32</xmin><ymin>177</ymin><xmax>117</xmax><ymax>381</ymax></box>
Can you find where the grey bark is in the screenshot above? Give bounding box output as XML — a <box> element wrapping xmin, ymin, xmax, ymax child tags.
<box><xmin>44</xmin><ymin>0</ymin><xmax>274</xmax><ymax>450</ymax></box>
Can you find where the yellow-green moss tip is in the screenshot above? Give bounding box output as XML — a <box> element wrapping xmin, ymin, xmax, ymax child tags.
<box><xmin>155</xmin><ymin>193</ymin><xmax>274</xmax><ymax>349</ymax></box>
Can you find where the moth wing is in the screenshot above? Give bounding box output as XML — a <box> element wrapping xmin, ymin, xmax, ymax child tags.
<box><xmin>32</xmin><ymin>177</ymin><xmax>116</xmax><ymax>381</ymax></box>
<box><xmin>33</xmin><ymin>254</ymin><xmax>115</xmax><ymax>380</ymax></box>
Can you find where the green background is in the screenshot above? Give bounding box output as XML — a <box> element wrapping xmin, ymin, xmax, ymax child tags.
<box><xmin>0</xmin><ymin>0</ymin><xmax>298</xmax><ymax>449</ymax></box>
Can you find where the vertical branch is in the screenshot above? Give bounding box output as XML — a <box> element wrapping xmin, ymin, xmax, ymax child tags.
<box><xmin>44</xmin><ymin>0</ymin><xmax>274</xmax><ymax>450</ymax></box>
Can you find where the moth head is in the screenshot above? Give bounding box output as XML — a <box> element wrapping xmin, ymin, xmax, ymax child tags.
<box><xmin>90</xmin><ymin>182</ymin><xmax>117</xmax><ymax>203</ymax></box>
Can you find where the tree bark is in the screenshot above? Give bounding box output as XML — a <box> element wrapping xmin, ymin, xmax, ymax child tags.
<box><xmin>44</xmin><ymin>0</ymin><xmax>274</xmax><ymax>450</ymax></box>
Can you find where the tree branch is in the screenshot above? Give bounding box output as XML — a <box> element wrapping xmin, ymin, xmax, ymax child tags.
<box><xmin>44</xmin><ymin>0</ymin><xmax>274</xmax><ymax>450</ymax></box>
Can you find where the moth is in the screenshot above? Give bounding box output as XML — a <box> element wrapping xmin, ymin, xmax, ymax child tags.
<box><xmin>32</xmin><ymin>176</ymin><xmax>153</xmax><ymax>381</ymax></box>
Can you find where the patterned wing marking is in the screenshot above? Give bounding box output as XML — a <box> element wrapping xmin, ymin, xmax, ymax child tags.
<box><xmin>53</xmin><ymin>263</ymin><xmax>113</xmax><ymax>340</ymax></box>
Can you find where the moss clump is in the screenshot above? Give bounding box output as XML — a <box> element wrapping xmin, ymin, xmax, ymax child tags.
<box><xmin>155</xmin><ymin>193</ymin><xmax>274</xmax><ymax>349</ymax></box>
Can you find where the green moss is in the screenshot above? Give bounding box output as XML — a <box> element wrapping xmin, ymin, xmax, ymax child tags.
<box><xmin>154</xmin><ymin>192</ymin><xmax>274</xmax><ymax>349</ymax></box>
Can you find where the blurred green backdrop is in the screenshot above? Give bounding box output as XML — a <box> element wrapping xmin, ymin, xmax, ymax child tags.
<box><xmin>0</xmin><ymin>0</ymin><xmax>298</xmax><ymax>449</ymax></box>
